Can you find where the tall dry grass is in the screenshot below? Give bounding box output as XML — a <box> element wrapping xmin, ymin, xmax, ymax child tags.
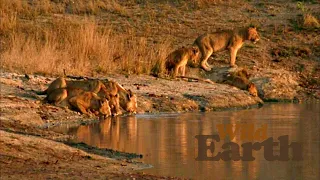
<box><xmin>0</xmin><ymin>0</ymin><xmax>224</xmax><ymax>76</ymax></box>
<box><xmin>0</xmin><ymin>0</ymin><xmax>187</xmax><ymax>76</ymax></box>
<box><xmin>0</xmin><ymin>0</ymin><xmax>128</xmax><ymax>18</ymax></box>
<box><xmin>1</xmin><ymin>18</ymin><xmax>172</xmax><ymax>76</ymax></box>
<box><xmin>303</xmin><ymin>14</ymin><xmax>319</xmax><ymax>28</ymax></box>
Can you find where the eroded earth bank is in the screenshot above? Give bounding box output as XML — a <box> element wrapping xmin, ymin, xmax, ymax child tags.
<box><xmin>1</xmin><ymin>65</ymin><xmax>318</xmax><ymax>179</ymax></box>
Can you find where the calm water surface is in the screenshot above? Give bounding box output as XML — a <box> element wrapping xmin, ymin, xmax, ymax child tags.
<box><xmin>55</xmin><ymin>102</ymin><xmax>320</xmax><ymax>180</ymax></box>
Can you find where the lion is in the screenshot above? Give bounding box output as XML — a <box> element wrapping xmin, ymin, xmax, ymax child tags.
<box><xmin>119</xmin><ymin>88</ymin><xmax>137</xmax><ymax>114</ymax></box>
<box><xmin>66</xmin><ymin>79</ymin><xmax>105</xmax><ymax>94</ymax></box>
<box><xmin>104</xmin><ymin>81</ymin><xmax>138</xmax><ymax>114</ymax></box>
<box><xmin>37</xmin><ymin>78</ymin><xmax>105</xmax><ymax>96</ymax></box>
<box><xmin>94</xmin><ymin>81</ymin><xmax>122</xmax><ymax>116</ymax></box>
<box><xmin>38</xmin><ymin>77</ymin><xmax>136</xmax><ymax>114</ymax></box>
<box><xmin>44</xmin><ymin>86</ymin><xmax>83</xmax><ymax>106</ymax></box>
<box><xmin>165</xmin><ymin>46</ymin><xmax>200</xmax><ymax>77</ymax></box>
<box><xmin>45</xmin><ymin>87</ymin><xmax>111</xmax><ymax>116</ymax></box>
<box><xmin>223</xmin><ymin>73</ymin><xmax>258</xmax><ymax>97</ymax></box>
<box><xmin>68</xmin><ymin>92</ymin><xmax>111</xmax><ymax>116</ymax></box>
<box><xmin>66</xmin><ymin>80</ymin><xmax>121</xmax><ymax>115</ymax></box>
<box><xmin>39</xmin><ymin>77</ymin><xmax>121</xmax><ymax>116</ymax></box>
<box><xmin>193</xmin><ymin>26</ymin><xmax>260</xmax><ymax>71</ymax></box>
<box><xmin>232</xmin><ymin>68</ymin><xmax>250</xmax><ymax>79</ymax></box>
<box><xmin>36</xmin><ymin>77</ymin><xmax>67</xmax><ymax>95</ymax></box>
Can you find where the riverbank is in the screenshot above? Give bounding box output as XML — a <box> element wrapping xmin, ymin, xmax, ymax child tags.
<box><xmin>0</xmin><ymin>68</ymin><xmax>318</xmax><ymax>179</ymax></box>
<box><xmin>1</xmin><ymin>0</ymin><xmax>319</xmax><ymax>179</ymax></box>
<box><xmin>1</xmin><ymin>73</ymin><xmax>189</xmax><ymax>179</ymax></box>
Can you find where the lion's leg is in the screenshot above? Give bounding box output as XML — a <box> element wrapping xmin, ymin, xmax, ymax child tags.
<box><xmin>230</xmin><ymin>47</ymin><xmax>239</xmax><ymax>67</ymax></box>
<box><xmin>182</xmin><ymin>65</ymin><xmax>186</xmax><ymax>76</ymax></box>
<box><xmin>205</xmin><ymin>61</ymin><xmax>213</xmax><ymax>68</ymax></box>
<box><xmin>76</xmin><ymin>102</ymin><xmax>88</xmax><ymax>115</ymax></box>
<box><xmin>54</xmin><ymin>90</ymin><xmax>67</xmax><ymax>107</ymax></box>
<box><xmin>78</xmin><ymin>106</ymin><xmax>89</xmax><ymax>115</ymax></box>
<box><xmin>173</xmin><ymin>65</ymin><xmax>180</xmax><ymax>78</ymax></box>
<box><xmin>69</xmin><ymin>97</ymin><xmax>88</xmax><ymax>115</ymax></box>
<box><xmin>200</xmin><ymin>48</ymin><xmax>213</xmax><ymax>71</ymax></box>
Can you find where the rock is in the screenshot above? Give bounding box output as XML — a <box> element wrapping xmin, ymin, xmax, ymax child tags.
<box><xmin>251</xmin><ymin>69</ymin><xmax>300</xmax><ymax>101</ymax></box>
<box><xmin>187</xmin><ymin>66</ymin><xmax>301</xmax><ymax>102</ymax></box>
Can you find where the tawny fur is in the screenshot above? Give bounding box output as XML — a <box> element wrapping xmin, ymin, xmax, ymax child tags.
<box><xmin>44</xmin><ymin>87</ymin><xmax>111</xmax><ymax>116</ymax></box>
<box><xmin>165</xmin><ymin>46</ymin><xmax>200</xmax><ymax>77</ymax></box>
<box><xmin>38</xmin><ymin>77</ymin><xmax>137</xmax><ymax>115</ymax></box>
<box><xmin>193</xmin><ymin>26</ymin><xmax>260</xmax><ymax>71</ymax></box>
<box><xmin>108</xmin><ymin>81</ymin><xmax>138</xmax><ymax>114</ymax></box>
<box><xmin>68</xmin><ymin>92</ymin><xmax>111</xmax><ymax>116</ymax></box>
<box><xmin>224</xmin><ymin>73</ymin><xmax>258</xmax><ymax>97</ymax></box>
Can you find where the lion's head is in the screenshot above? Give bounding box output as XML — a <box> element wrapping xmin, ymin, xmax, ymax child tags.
<box><xmin>98</xmin><ymin>98</ymin><xmax>112</xmax><ymax>116</ymax></box>
<box><xmin>190</xmin><ymin>46</ymin><xmax>200</xmax><ymax>63</ymax></box>
<box><xmin>107</xmin><ymin>94</ymin><xmax>122</xmax><ymax>116</ymax></box>
<box><xmin>247</xmin><ymin>27</ymin><xmax>260</xmax><ymax>44</ymax></box>
<box><xmin>248</xmin><ymin>82</ymin><xmax>258</xmax><ymax>97</ymax></box>
<box><xmin>123</xmin><ymin>89</ymin><xmax>137</xmax><ymax>114</ymax></box>
<box><xmin>187</xmin><ymin>46</ymin><xmax>200</xmax><ymax>67</ymax></box>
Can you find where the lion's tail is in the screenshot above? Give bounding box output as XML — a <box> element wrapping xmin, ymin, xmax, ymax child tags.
<box><xmin>150</xmin><ymin>58</ymin><xmax>166</xmax><ymax>77</ymax></box>
<box><xmin>113</xmin><ymin>82</ymin><xmax>127</xmax><ymax>93</ymax></box>
<box><xmin>33</xmin><ymin>89</ymin><xmax>48</xmax><ymax>95</ymax></box>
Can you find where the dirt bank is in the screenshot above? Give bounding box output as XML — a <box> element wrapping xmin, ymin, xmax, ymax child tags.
<box><xmin>1</xmin><ymin>1</ymin><xmax>319</xmax><ymax>178</ymax></box>
<box><xmin>0</xmin><ymin>72</ymin><xmax>189</xmax><ymax>179</ymax></box>
<box><xmin>0</xmin><ymin>69</ymin><xmax>264</xmax><ymax>179</ymax></box>
<box><xmin>0</xmin><ymin>62</ymin><xmax>318</xmax><ymax>179</ymax></box>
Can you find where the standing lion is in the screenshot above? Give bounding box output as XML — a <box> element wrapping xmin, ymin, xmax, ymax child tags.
<box><xmin>165</xmin><ymin>46</ymin><xmax>199</xmax><ymax>77</ymax></box>
<box><xmin>193</xmin><ymin>26</ymin><xmax>260</xmax><ymax>71</ymax></box>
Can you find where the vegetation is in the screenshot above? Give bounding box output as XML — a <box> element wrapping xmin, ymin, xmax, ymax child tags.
<box><xmin>0</xmin><ymin>0</ymin><xmax>319</xmax><ymax>77</ymax></box>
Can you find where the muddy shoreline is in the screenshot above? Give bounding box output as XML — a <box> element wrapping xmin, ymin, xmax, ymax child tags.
<box><xmin>0</xmin><ymin>70</ymin><xmax>318</xmax><ymax>179</ymax></box>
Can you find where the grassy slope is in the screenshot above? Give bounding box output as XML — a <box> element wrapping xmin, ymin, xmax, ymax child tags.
<box><xmin>0</xmin><ymin>0</ymin><xmax>319</xmax><ymax>87</ymax></box>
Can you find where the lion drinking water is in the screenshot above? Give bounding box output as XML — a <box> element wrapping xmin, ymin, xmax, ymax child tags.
<box><xmin>38</xmin><ymin>77</ymin><xmax>137</xmax><ymax>115</ymax></box>
<box><xmin>45</xmin><ymin>87</ymin><xmax>111</xmax><ymax>116</ymax></box>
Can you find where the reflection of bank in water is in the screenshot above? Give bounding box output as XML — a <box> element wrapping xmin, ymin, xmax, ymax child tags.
<box><xmin>75</xmin><ymin>116</ymin><xmax>138</xmax><ymax>152</ymax></box>
<box><xmin>58</xmin><ymin>102</ymin><xmax>319</xmax><ymax>180</ymax></box>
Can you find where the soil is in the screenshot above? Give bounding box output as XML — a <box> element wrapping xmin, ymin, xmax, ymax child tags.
<box><xmin>0</xmin><ymin>73</ymin><xmax>190</xmax><ymax>179</ymax></box>
<box><xmin>0</xmin><ymin>66</ymin><xmax>317</xmax><ymax>179</ymax></box>
<box><xmin>1</xmin><ymin>0</ymin><xmax>320</xmax><ymax>179</ymax></box>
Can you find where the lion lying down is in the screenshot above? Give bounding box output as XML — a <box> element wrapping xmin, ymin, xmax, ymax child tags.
<box><xmin>38</xmin><ymin>77</ymin><xmax>137</xmax><ymax>116</ymax></box>
<box><xmin>223</xmin><ymin>69</ymin><xmax>258</xmax><ymax>97</ymax></box>
<box><xmin>45</xmin><ymin>87</ymin><xmax>111</xmax><ymax>117</ymax></box>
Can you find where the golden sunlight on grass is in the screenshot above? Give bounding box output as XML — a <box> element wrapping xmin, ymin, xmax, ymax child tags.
<box><xmin>1</xmin><ymin>19</ymin><xmax>172</xmax><ymax>75</ymax></box>
<box><xmin>303</xmin><ymin>14</ymin><xmax>320</xmax><ymax>28</ymax></box>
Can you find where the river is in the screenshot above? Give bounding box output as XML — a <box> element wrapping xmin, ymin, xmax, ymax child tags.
<box><xmin>54</xmin><ymin>102</ymin><xmax>320</xmax><ymax>179</ymax></box>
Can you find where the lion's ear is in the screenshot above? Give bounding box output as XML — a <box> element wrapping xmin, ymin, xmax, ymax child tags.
<box><xmin>99</xmin><ymin>99</ymin><xmax>104</xmax><ymax>106</ymax></box>
<box><xmin>248</xmin><ymin>83</ymin><xmax>255</xmax><ymax>88</ymax></box>
<box><xmin>127</xmin><ymin>89</ymin><xmax>133</xmax><ymax>98</ymax></box>
<box><xmin>192</xmin><ymin>47</ymin><xmax>198</xmax><ymax>55</ymax></box>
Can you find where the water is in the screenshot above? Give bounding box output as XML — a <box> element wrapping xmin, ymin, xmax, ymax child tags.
<box><xmin>55</xmin><ymin>102</ymin><xmax>320</xmax><ymax>180</ymax></box>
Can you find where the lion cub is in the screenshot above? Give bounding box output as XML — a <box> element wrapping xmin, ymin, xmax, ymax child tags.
<box><xmin>45</xmin><ymin>87</ymin><xmax>111</xmax><ymax>116</ymax></box>
<box><xmin>193</xmin><ymin>26</ymin><xmax>260</xmax><ymax>71</ymax></box>
<box><xmin>165</xmin><ymin>46</ymin><xmax>199</xmax><ymax>77</ymax></box>
<box><xmin>69</xmin><ymin>92</ymin><xmax>111</xmax><ymax>116</ymax></box>
<box><xmin>223</xmin><ymin>69</ymin><xmax>258</xmax><ymax>97</ymax></box>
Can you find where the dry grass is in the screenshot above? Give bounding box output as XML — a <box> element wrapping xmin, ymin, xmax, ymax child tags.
<box><xmin>1</xmin><ymin>18</ymin><xmax>172</xmax><ymax>76</ymax></box>
<box><xmin>1</xmin><ymin>0</ymin><xmax>319</xmax><ymax>77</ymax></box>
<box><xmin>0</xmin><ymin>0</ymin><xmax>180</xmax><ymax>76</ymax></box>
<box><xmin>0</xmin><ymin>0</ymin><xmax>231</xmax><ymax>76</ymax></box>
<box><xmin>303</xmin><ymin>14</ymin><xmax>320</xmax><ymax>28</ymax></box>
<box><xmin>0</xmin><ymin>0</ymin><xmax>129</xmax><ymax>18</ymax></box>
